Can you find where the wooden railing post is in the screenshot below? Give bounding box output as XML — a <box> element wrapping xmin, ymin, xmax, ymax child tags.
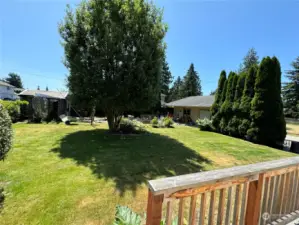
<box><xmin>245</xmin><ymin>173</ymin><xmax>265</xmax><ymax>225</ymax></box>
<box><xmin>146</xmin><ymin>188</ymin><xmax>164</xmax><ymax>225</ymax></box>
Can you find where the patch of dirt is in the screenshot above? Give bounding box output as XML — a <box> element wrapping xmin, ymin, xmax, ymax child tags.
<box><xmin>84</xmin><ymin>220</ymin><xmax>101</xmax><ymax>225</ymax></box>
<box><xmin>77</xmin><ymin>196</ymin><xmax>99</xmax><ymax>208</ymax></box>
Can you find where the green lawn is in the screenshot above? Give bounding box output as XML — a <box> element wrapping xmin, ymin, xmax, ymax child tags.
<box><xmin>0</xmin><ymin>123</ymin><xmax>295</xmax><ymax>225</ymax></box>
<box><xmin>287</xmin><ymin>122</ymin><xmax>299</xmax><ymax>136</ymax></box>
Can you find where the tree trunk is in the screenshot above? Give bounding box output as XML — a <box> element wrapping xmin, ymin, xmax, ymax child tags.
<box><xmin>90</xmin><ymin>105</ymin><xmax>96</xmax><ymax>125</ymax></box>
<box><xmin>107</xmin><ymin>112</ymin><xmax>122</xmax><ymax>132</ymax></box>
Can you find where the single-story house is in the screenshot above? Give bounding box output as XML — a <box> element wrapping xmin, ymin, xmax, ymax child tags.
<box><xmin>0</xmin><ymin>81</ymin><xmax>19</xmax><ymax>100</ymax></box>
<box><xmin>19</xmin><ymin>89</ymin><xmax>70</xmax><ymax>119</ymax></box>
<box><xmin>166</xmin><ymin>95</ymin><xmax>215</xmax><ymax>122</ymax></box>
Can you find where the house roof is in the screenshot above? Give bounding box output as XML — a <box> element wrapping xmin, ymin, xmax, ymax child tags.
<box><xmin>166</xmin><ymin>95</ymin><xmax>215</xmax><ymax>108</ymax></box>
<box><xmin>0</xmin><ymin>81</ymin><xmax>15</xmax><ymax>88</ymax></box>
<box><xmin>19</xmin><ymin>90</ymin><xmax>68</xmax><ymax>99</ymax></box>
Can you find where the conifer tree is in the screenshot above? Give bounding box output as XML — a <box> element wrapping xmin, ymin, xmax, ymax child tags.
<box><xmin>219</xmin><ymin>72</ymin><xmax>236</xmax><ymax>134</ymax></box>
<box><xmin>248</xmin><ymin>57</ymin><xmax>286</xmax><ymax>147</ymax></box>
<box><xmin>168</xmin><ymin>76</ymin><xmax>183</xmax><ymax>102</ymax></box>
<box><xmin>161</xmin><ymin>56</ymin><xmax>173</xmax><ymax>97</ymax></box>
<box><xmin>238</xmin><ymin>66</ymin><xmax>257</xmax><ymax>137</ymax></box>
<box><xmin>282</xmin><ymin>56</ymin><xmax>299</xmax><ymax>118</ymax></box>
<box><xmin>181</xmin><ymin>63</ymin><xmax>202</xmax><ymax>97</ymax></box>
<box><xmin>211</xmin><ymin>70</ymin><xmax>226</xmax><ymax>130</ymax></box>
<box><xmin>228</xmin><ymin>73</ymin><xmax>246</xmax><ymax>137</ymax></box>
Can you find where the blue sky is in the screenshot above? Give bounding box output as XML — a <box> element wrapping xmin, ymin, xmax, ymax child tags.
<box><xmin>0</xmin><ymin>0</ymin><xmax>298</xmax><ymax>94</ymax></box>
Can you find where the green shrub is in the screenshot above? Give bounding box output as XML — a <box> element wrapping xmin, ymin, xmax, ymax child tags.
<box><xmin>0</xmin><ymin>187</ymin><xmax>4</xmax><ymax>212</ymax></box>
<box><xmin>197</xmin><ymin>118</ymin><xmax>213</xmax><ymax>131</ymax></box>
<box><xmin>0</xmin><ymin>100</ymin><xmax>28</xmax><ymax>122</ymax></box>
<box><xmin>249</xmin><ymin>57</ymin><xmax>286</xmax><ymax>147</ymax></box>
<box><xmin>162</xmin><ymin>117</ymin><xmax>174</xmax><ymax>128</ymax></box>
<box><xmin>119</xmin><ymin>118</ymin><xmax>145</xmax><ymax>134</ymax></box>
<box><xmin>31</xmin><ymin>97</ymin><xmax>48</xmax><ymax>123</ymax></box>
<box><xmin>113</xmin><ymin>205</ymin><xmax>178</xmax><ymax>225</ymax></box>
<box><xmin>0</xmin><ymin>104</ymin><xmax>13</xmax><ymax>160</ymax></box>
<box><xmin>238</xmin><ymin>119</ymin><xmax>251</xmax><ymax>138</ymax></box>
<box><xmin>113</xmin><ymin>205</ymin><xmax>143</xmax><ymax>225</ymax></box>
<box><xmin>0</xmin><ymin>105</ymin><xmax>13</xmax><ymax>214</ymax></box>
<box><xmin>227</xmin><ymin>116</ymin><xmax>240</xmax><ymax>137</ymax></box>
<box><xmin>151</xmin><ymin>116</ymin><xmax>159</xmax><ymax>127</ymax></box>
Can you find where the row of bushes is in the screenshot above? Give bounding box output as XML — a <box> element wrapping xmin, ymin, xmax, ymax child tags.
<box><xmin>210</xmin><ymin>56</ymin><xmax>286</xmax><ymax>148</ymax></box>
<box><xmin>150</xmin><ymin>116</ymin><xmax>174</xmax><ymax>128</ymax></box>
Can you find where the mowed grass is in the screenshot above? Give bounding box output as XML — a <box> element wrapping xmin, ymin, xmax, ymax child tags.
<box><xmin>0</xmin><ymin>123</ymin><xmax>295</xmax><ymax>224</ymax></box>
<box><xmin>287</xmin><ymin>123</ymin><xmax>299</xmax><ymax>136</ymax></box>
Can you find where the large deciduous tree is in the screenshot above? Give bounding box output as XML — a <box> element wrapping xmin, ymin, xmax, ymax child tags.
<box><xmin>59</xmin><ymin>0</ymin><xmax>167</xmax><ymax>131</ymax></box>
<box><xmin>248</xmin><ymin>57</ymin><xmax>286</xmax><ymax>147</ymax></box>
<box><xmin>4</xmin><ymin>73</ymin><xmax>23</xmax><ymax>88</ymax></box>
<box><xmin>282</xmin><ymin>56</ymin><xmax>299</xmax><ymax>118</ymax></box>
<box><xmin>211</xmin><ymin>70</ymin><xmax>226</xmax><ymax>131</ymax></box>
<box><xmin>181</xmin><ymin>63</ymin><xmax>202</xmax><ymax>97</ymax></box>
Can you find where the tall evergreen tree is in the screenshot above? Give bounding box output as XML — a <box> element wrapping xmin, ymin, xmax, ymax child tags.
<box><xmin>239</xmin><ymin>48</ymin><xmax>259</xmax><ymax>73</ymax></box>
<box><xmin>161</xmin><ymin>56</ymin><xmax>173</xmax><ymax>97</ymax></box>
<box><xmin>181</xmin><ymin>63</ymin><xmax>202</xmax><ymax>97</ymax></box>
<box><xmin>168</xmin><ymin>76</ymin><xmax>183</xmax><ymax>102</ymax></box>
<box><xmin>220</xmin><ymin>80</ymin><xmax>228</xmax><ymax>104</ymax></box>
<box><xmin>228</xmin><ymin>73</ymin><xmax>246</xmax><ymax>137</ymax></box>
<box><xmin>211</xmin><ymin>70</ymin><xmax>227</xmax><ymax>130</ymax></box>
<box><xmin>282</xmin><ymin>56</ymin><xmax>299</xmax><ymax>118</ymax></box>
<box><xmin>219</xmin><ymin>72</ymin><xmax>236</xmax><ymax>134</ymax></box>
<box><xmin>226</xmin><ymin>74</ymin><xmax>238</xmax><ymax>135</ymax></box>
<box><xmin>248</xmin><ymin>57</ymin><xmax>286</xmax><ymax>147</ymax></box>
<box><xmin>238</xmin><ymin>66</ymin><xmax>257</xmax><ymax>137</ymax></box>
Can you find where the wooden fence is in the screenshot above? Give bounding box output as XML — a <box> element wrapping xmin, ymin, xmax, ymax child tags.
<box><xmin>146</xmin><ymin>157</ymin><xmax>299</xmax><ymax>225</ymax></box>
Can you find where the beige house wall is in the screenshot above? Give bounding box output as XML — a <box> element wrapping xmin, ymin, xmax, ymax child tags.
<box><xmin>173</xmin><ymin>106</ymin><xmax>211</xmax><ymax>122</ymax></box>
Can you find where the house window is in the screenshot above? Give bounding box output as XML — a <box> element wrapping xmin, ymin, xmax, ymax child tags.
<box><xmin>183</xmin><ymin>108</ymin><xmax>191</xmax><ymax>115</ymax></box>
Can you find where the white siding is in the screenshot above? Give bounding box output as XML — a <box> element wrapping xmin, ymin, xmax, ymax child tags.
<box><xmin>173</xmin><ymin>107</ymin><xmax>211</xmax><ymax>122</ymax></box>
<box><xmin>0</xmin><ymin>85</ymin><xmax>18</xmax><ymax>100</ymax></box>
<box><xmin>199</xmin><ymin>110</ymin><xmax>211</xmax><ymax>119</ymax></box>
<box><xmin>190</xmin><ymin>108</ymin><xmax>200</xmax><ymax>122</ymax></box>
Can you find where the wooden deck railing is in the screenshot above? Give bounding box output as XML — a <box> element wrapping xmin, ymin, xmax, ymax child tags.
<box><xmin>146</xmin><ymin>157</ymin><xmax>299</xmax><ymax>225</ymax></box>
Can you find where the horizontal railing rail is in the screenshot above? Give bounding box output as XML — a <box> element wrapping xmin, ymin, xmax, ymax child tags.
<box><xmin>146</xmin><ymin>156</ymin><xmax>299</xmax><ymax>225</ymax></box>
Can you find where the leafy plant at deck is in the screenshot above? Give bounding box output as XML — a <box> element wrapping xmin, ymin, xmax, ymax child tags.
<box><xmin>113</xmin><ymin>205</ymin><xmax>143</xmax><ymax>225</ymax></box>
<box><xmin>113</xmin><ymin>205</ymin><xmax>179</xmax><ymax>225</ymax></box>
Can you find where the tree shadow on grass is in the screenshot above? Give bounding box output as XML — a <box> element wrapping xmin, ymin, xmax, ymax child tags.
<box><xmin>51</xmin><ymin>128</ymin><xmax>211</xmax><ymax>196</ymax></box>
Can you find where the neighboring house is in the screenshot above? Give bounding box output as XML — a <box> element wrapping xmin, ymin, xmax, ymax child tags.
<box><xmin>166</xmin><ymin>95</ymin><xmax>215</xmax><ymax>122</ymax></box>
<box><xmin>0</xmin><ymin>81</ymin><xmax>19</xmax><ymax>100</ymax></box>
<box><xmin>19</xmin><ymin>89</ymin><xmax>69</xmax><ymax>119</ymax></box>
